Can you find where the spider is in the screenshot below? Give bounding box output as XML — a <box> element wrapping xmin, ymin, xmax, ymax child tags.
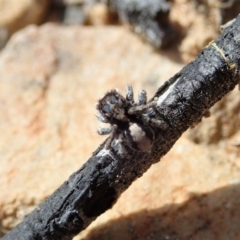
<box><xmin>96</xmin><ymin>85</ymin><xmax>164</xmax><ymax>153</ymax></box>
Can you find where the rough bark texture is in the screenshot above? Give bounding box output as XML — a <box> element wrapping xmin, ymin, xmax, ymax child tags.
<box><xmin>108</xmin><ymin>0</ymin><xmax>176</xmax><ymax>48</ymax></box>
<box><xmin>2</xmin><ymin>15</ymin><xmax>240</xmax><ymax>240</ymax></box>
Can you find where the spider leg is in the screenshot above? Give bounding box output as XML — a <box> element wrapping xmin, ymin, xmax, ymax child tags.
<box><xmin>105</xmin><ymin>125</ymin><xmax>118</xmax><ymax>149</ymax></box>
<box><xmin>97</xmin><ymin>126</ymin><xmax>113</xmax><ymax>135</ymax></box>
<box><xmin>96</xmin><ymin>110</ymin><xmax>108</xmax><ymax>123</ymax></box>
<box><xmin>128</xmin><ymin>101</ymin><xmax>157</xmax><ymax>115</ymax></box>
<box><xmin>125</xmin><ymin>85</ymin><xmax>134</xmax><ymax>104</ymax></box>
<box><xmin>141</xmin><ymin>114</ymin><xmax>167</xmax><ymax>130</ymax></box>
<box><xmin>136</xmin><ymin>90</ymin><xmax>147</xmax><ymax>106</ymax></box>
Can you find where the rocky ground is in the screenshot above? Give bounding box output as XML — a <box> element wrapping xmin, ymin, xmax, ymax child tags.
<box><xmin>1</xmin><ymin>0</ymin><xmax>240</xmax><ymax>239</ymax></box>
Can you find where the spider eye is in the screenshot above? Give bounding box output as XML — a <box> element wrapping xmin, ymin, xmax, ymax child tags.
<box><xmin>110</xmin><ymin>96</ymin><xmax>118</xmax><ymax>104</ymax></box>
<box><xmin>97</xmin><ymin>89</ymin><xmax>129</xmax><ymax>123</ymax></box>
<box><xmin>103</xmin><ymin>104</ymin><xmax>112</xmax><ymax>113</ymax></box>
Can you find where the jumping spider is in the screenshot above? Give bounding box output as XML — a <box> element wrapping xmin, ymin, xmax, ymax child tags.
<box><xmin>96</xmin><ymin>85</ymin><xmax>164</xmax><ymax>153</ymax></box>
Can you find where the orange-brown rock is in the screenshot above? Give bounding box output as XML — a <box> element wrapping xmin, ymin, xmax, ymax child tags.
<box><xmin>0</xmin><ymin>23</ymin><xmax>181</xmax><ymax>236</ymax></box>
<box><xmin>0</xmin><ymin>0</ymin><xmax>49</xmax><ymax>37</ymax></box>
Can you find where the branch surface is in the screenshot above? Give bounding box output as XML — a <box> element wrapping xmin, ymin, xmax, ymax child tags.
<box><xmin>2</xmin><ymin>14</ymin><xmax>240</xmax><ymax>240</ymax></box>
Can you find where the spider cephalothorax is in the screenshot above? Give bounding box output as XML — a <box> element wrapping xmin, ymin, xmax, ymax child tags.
<box><xmin>96</xmin><ymin>89</ymin><xmax>130</xmax><ymax>125</ymax></box>
<box><xmin>96</xmin><ymin>85</ymin><xmax>161</xmax><ymax>153</ymax></box>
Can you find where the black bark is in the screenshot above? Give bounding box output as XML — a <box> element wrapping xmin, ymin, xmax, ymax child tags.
<box><xmin>108</xmin><ymin>0</ymin><xmax>176</xmax><ymax>48</ymax></box>
<box><xmin>2</xmin><ymin>14</ymin><xmax>240</xmax><ymax>240</ymax></box>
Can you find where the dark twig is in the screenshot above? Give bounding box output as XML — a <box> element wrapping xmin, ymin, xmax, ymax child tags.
<box><xmin>107</xmin><ymin>0</ymin><xmax>176</xmax><ymax>48</ymax></box>
<box><xmin>2</xmin><ymin>14</ymin><xmax>240</xmax><ymax>240</ymax></box>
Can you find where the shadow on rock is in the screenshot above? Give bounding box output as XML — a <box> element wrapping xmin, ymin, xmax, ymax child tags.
<box><xmin>85</xmin><ymin>183</ymin><xmax>240</xmax><ymax>240</ymax></box>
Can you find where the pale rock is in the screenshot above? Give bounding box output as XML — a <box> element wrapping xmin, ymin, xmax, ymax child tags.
<box><xmin>0</xmin><ymin>0</ymin><xmax>49</xmax><ymax>37</ymax></box>
<box><xmin>170</xmin><ymin>0</ymin><xmax>220</xmax><ymax>62</ymax></box>
<box><xmin>188</xmin><ymin>88</ymin><xmax>240</xmax><ymax>144</ymax></box>
<box><xmin>0</xmin><ymin>23</ymin><xmax>181</xmax><ymax>236</ymax></box>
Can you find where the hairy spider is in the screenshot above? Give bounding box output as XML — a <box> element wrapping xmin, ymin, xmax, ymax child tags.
<box><xmin>96</xmin><ymin>85</ymin><xmax>163</xmax><ymax>152</ymax></box>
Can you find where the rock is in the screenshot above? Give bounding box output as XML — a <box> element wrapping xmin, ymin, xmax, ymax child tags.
<box><xmin>187</xmin><ymin>88</ymin><xmax>240</xmax><ymax>144</ymax></box>
<box><xmin>0</xmin><ymin>23</ymin><xmax>182</xmax><ymax>236</ymax></box>
<box><xmin>62</xmin><ymin>2</ymin><xmax>111</xmax><ymax>26</ymax></box>
<box><xmin>0</xmin><ymin>27</ymin><xmax>8</xmax><ymax>50</ymax></box>
<box><xmin>63</xmin><ymin>0</ymin><xmax>87</xmax><ymax>4</ymax></box>
<box><xmin>51</xmin><ymin>0</ymin><xmax>110</xmax><ymax>26</ymax></box>
<box><xmin>87</xmin><ymin>3</ymin><xmax>115</xmax><ymax>25</ymax></box>
<box><xmin>0</xmin><ymin>0</ymin><xmax>49</xmax><ymax>38</ymax></box>
<box><xmin>170</xmin><ymin>0</ymin><xmax>220</xmax><ymax>62</ymax></box>
<box><xmin>174</xmin><ymin>0</ymin><xmax>240</xmax><ymax>62</ymax></box>
<box><xmin>63</xmin><ymin>4</ymin><xmax>86</xmax><ymax>25</ymax></box>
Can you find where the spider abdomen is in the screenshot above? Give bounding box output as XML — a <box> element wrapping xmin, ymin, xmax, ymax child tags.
<box><xmin>123</xmin><ymin>123</ymin><xmax>154</xmax><ymax>152</ymax></box>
